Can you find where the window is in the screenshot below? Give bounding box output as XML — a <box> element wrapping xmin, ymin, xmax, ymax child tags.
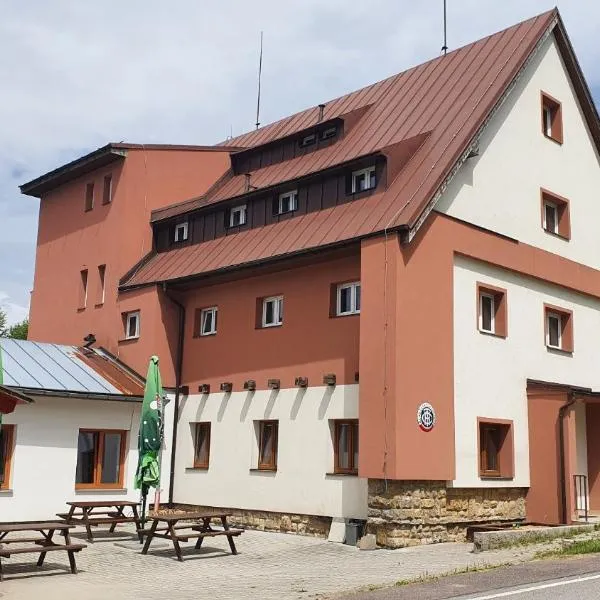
<box><xmin>541</xmin><ymin>189</ymin><xmax>570</xmax><ymax>239</ymax></box>
<box><xmin>124</xmin><ymin>310</ymin><xmax>140</xmax><ymax>339</ymax></box>
<box><xmin>321</xmin><ymin>126</ymin><xmax>337</xmax><ymax>140</ymax></box>
<box><xmin>351</xmin><ymin>166</ymin><xmax>376</xmax><ymax>193</ymax></box>
<box><xmin>0</xmin><ymin>425</ymin><xmax>15</xmax><ymax>489</ymax></box>
<box><xmin>229</xmin><ymin>205</ymin><xmax>247</xmax><ymax>227</ymax></box>
<box><xmin>479</xmin><ymin>419</ymin><xmax>513</xmax><ymax>478</ymax></box>
<box><xmin>257</xmin><ymin>420</ymin><xmax>278</xmax><ymax>470</ymax></box>
<box><xmin>299</xmin><ymin>133</ymin><xmax>317</xmax><ymax>148</ymax></box>
<box><xmin>85</xmin><ymin>182</ymin><xmax>94</xmax><ymax>211</ymax></box>
<box><xmin>97</xmin><ymin>265</ymin><xmax>106</xmax><ymax>305</ymax></box>
<box><xmin>336</xmin><ymin>282</ymin><xmax>361</xmax><ymax>316</ymax></box>
<box><xmin>199</xmin><ymin>307</ymin><xmax>218</xmax><ymax>336</ymax></box>
<box><xmin>174</xmin><ymin>221</ymin><xmax>189</xmax><ymax>243</ymax></box>
<box><xmin>541</xmin><ymin>92</ymin><xmax>563</xmax><ymax>144</ymax></box>
<box><xmin>544</xmin><ymin>304</ymin><xmax>573</xmax><ymax>352</ymax></box>
<box><xmin>75</xmin><ymin>429</ymin><xmax>126</xmax><ymax>489</ymax></box>
<box><xmin>476</xmin><ymin>283</ymin><xmax>507</xmax><ymax>337</ymax></box>
<box><xmin>79</xmin><ymin>269</ymin><xmax>88</xmax><ymax>309</ymax></box>
<box><xmin>102</xmin><ymin>175</ymin><xmax>113</xmax><ymax>204</ymax></box>
<box><xmin>193</xmin><ymin>423</ymin><xmax>211</xmax><ymax>469</ymax></box>
<box><xmin>261</xmin><ymin>296</ymin><xmax>283</xmax><ymax>328</ymax></box>
<box><xmin>277</xmin><ymin>191</ymin><xmax>298</xmax><ymax>215</ymax></box>
<box><xmin>334</xmin><ymin>420</ymin><xmax>359</xmax><ymax>474</ymax></box>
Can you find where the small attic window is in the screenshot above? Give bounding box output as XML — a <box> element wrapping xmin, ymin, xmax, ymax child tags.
<box><xmin>299</xmin><ymin>134</ymin><xmax>317</xmax><ymax>148</ymax></box>
<box><xmin>174</xmin><ymin>222</ymin><xmax>189</xmax><ymax>243</ymax></box>
<box><xmin>321</xmin><ymin>126</ymin><xmax>337</xmax><ymax>140</ymax></box>
<box><xmin>541</xmin><ymin>92</ymin><xmax>563</xmax><ymax>144</ymax></box>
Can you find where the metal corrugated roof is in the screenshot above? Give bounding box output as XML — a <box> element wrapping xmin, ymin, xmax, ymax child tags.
<box><xmin>123</xmin><ymin>10</ymin><xmax>599</xmax><ymax>289</ymax></box>
<box><xmin>0</xmin><ymin>339</ymin><xmax>144</xmax><ymax>397</ymax></box>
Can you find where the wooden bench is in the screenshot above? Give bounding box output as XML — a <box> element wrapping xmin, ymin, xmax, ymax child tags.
<box><xmin>0</xmin><ymin>522</ymin><xmax>86</xmax><ymax>581</ymax></box>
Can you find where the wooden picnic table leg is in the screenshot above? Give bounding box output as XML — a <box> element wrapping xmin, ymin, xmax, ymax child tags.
<box><xmin>141</xmin><ymin>519</ymin><xmax>159</xmax><ymax>555</ymax></box>
<box><xmin>131</xmin><ymin>504</ymin><xmax>144</xmax><ymax>543</ymax></box>
<box><xmin>36</xmin><ymin>529</ymin><xmax>55</xmax><ymax>567</ymax></box>
<box><xmin>168</xmin><ymin>522</ymin><xmax>184</xmax><ymax>562</ymax></box>
<box><xmin>63</xmin><ymin>529</ymin><xmax>78</xmax><ymax>574</ymax></box>
<box><xmin>82</xmin><ymin>507</ymin><xmax>94</xmax><ymax>542</ymax></box>
<box><xmin>221</xmin><ymin>516</ymin><xmax>237</xmax><ymax>555</ymax></box>
<box><xmin>194</xmin><ymin>518</ymin><xmax>211</xmax><ymax>549</ymax></box>
<box><xmin>109</xmin><ymin>506</ymin><xmax>125</xmax><ymax>533</ymax></box>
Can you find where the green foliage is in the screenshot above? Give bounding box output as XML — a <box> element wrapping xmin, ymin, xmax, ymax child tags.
<box><xmin>0</xmin><ymin>309</ymin><xmax>28</xmax><ymax>340</ymax></box>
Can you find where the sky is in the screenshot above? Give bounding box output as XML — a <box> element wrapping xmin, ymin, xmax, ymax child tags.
<box><xmin>1</xmin><ymin>1</ymin><xmax>599</xmax><ymax>325</ymax></box>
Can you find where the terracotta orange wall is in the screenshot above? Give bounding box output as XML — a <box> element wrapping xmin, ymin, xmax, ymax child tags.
<box><xmin>359</xmin><ymin>222</ymin><xmax>455</xmax><ymax>481</ymax></box>
<box><xmin>180</xmin><ymin>252</ymin><xmax>361</xmax><ymax>391</ymax></box>
<box><xmin>28</xmin><ymin>148</ymin><xmax>230</xmax><ymax>377</ymax></box>
<box><xmin>586</xmin><ymin>404</ymin><xmax>600</xmax><ymax>512</ymax></box>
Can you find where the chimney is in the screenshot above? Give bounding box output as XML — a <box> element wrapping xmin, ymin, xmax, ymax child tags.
<box><xmin>318</xmin><ymin>103</ymin><xmax>326</xmax><ymax>122</ymax></box>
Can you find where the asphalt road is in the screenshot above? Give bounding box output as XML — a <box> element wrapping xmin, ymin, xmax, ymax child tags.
<box><xmin>342</xmin><ymin>555</ymin><xmax>600</xmax><ymax>600</ymax></box>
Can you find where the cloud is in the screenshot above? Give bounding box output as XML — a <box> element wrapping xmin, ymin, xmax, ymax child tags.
<box><xmin>1</xmin><ymin>0</ymin><xmax>599</xmax><ymax>322</ymax></box>
<box><xmin>0</xmin><ymin>291</ymin><xmax>29</xmax><ymax>326</ymax></box>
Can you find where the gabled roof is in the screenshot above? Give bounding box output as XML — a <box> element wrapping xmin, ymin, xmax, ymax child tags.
<box><xmin>0</xmin><ymin>338</ymin><xmax>145</xmax><ymax>400</ymax></box>
<box><xmin>122</xmin><ymin>9</ymin><xmax>600</xmax><ymax>288</ymax></box>
<box><xmin>20</xmin><ymin>143</ymin><xmax>241</xmax><ymax>198</ymax></box>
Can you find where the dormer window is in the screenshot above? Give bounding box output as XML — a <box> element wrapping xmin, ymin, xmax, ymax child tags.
<box><xmin>174</xmin><ymin>221</ymin><xmax>188</xmax><ymax>243</ymax></box>
<box><xmin>299</xmin><ymin>133</ymin><xmax>317</xmax><ymax>148</ymax></box>
<box><xmin>277</xmin><ymin>190</ymin><xmax>298</xmax><ymax>215</ymax></box>
<box><xmin>229</xmin><ymin>205</ymin><xmax>247</xmax><ymax>227</ymax></box>
<box><xmin>321</xmin><ymin>126</ymin><xmax>337</xmax><ymax>140</ymax></box>
<box><xmin>351</xmin><ymin>166</ymin><xmax>376</xmax><ymax>193</ymax></box>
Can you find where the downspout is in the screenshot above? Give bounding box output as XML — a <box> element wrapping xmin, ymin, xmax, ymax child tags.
<box><xmin>558</xmin><ymin>392</ymin><xmax>577</xmax><ymax>525</ymax></box>
<box><xmin>162</xmin><ymin>282</ymin><xmax>185</xmax><ymax>508</ymax></box>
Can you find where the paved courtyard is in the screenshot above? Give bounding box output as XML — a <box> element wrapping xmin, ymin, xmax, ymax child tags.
<box><xmin>0</xmin><ymin>525</ymin><xmax>550</xmax><ymax>600</ymax></box>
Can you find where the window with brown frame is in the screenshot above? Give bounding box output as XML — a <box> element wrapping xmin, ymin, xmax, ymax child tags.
<box><xmin>544</xmin><ymin>303</ymin><xmax>574</xmax><ymax>353</ymax></box>
<box><xmin>0</xmin><ymin>425</ymin><xmax>15</xmax><ymax>489</ymax></box>
<box><xmin>75</xmin><ymin>429</ymin><xmax>127</xmax><ymax>489</ymax></box>
<box><xmin>476</xmin><ymin>283</ymin><xmax>507</xmax><ymax>337</ymax></box>
<box><xmin>257</xmin><ymin>420</ymin><xmax>278</xmax><ymax>471</ymax></box>
<box><xmin>541</xmin><ymin>189</ymin><xmax>570</xmax><ymax>240</ymax></box>
<box><xmin>334</xmin><ymin>420</ymin><xmax>359</xmax><ymax>474</ymax></box>
<box><xmin>193</xmin><ymin>422</ymin><xmax>211</xmax><ymax>469</ymax></box>
<box><xmin>541</xmin><ymin>92</ymin><xmax>563</xmax><ymax>144</ymax></box>
<box><xmin>84</xmin><ymin>182</ymin><xmax>94</xmax><ymax>211</ymax></box>
<box><xmin>102</xmin><ymin>174</ymin><xmax>113</xmax><ymax>204</ymax></box>
<box><xmin>478</xmin><ymin>419</ymin><xmax>513</xmax><ymax>479</ymax></box>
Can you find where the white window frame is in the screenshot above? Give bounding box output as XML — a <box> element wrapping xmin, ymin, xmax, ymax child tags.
<box><xmin>200</xmin><ymin>307</ymin><xmax>218</xmax><ymax>336</ymax></box>
<box><xmin>546</xmin><ymin>311</ymin><xmax>562</xmax><ymax>349</ymax></box>
<box><xmin>351</xmin><ymin>166</ymin><xmax>376</xmax><ymax>193</ymax></box>
<box><xmin>543</xmin><ymin>200</ymin><xmax>559</xmax><ymax>234</ymax></box>
<box><xmin>174</xmin><ymin>221</ymin><xmax>189</xmax><ymax>243</ymax></box>
<box><xmin>229</xmin><ymin>205</ymin><xmax>247</xmax><ymax>227</ymax></box>
<box><xmin>478</xmin><ymin>292</ymin><xmax>495</xmax><ymax>333</ymax></box>
<box><xmin>277</xmin><ymin>190</ymin><xmax>298</xmax><ymax>215</ymax></box>
<box><xmin>125</xmin><ymin>311</ymin><xmax>140</xmax><ymax>340</ymax></box>
<box><xmin>336</xmin><ymin>282</ymin><xmax>361</xmax><ymax>316</ymax></box>
<box><xmin>299</xmin><ymin>133</ymin><xmax>317</xmax><ymax>147</ymax></box>
<box><xmin>321</xmin><ymin>126</ymin><xmax>337</xmax><ymax>140</ymax></box>
<box><xmin>262</xmin><ymin>296</ymin><xmax>283</xmax><ymax>328</ymax></box>
<box><xmin>543</xmin><ymin>105</ymin><xmax>553</xmax><ymax>137</ymax></box>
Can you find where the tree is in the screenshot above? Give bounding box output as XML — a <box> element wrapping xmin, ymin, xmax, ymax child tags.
<box><xmin>0</xmin><ymin>309</ymin><xmax>28</xmax><ymax>340</ymax></box>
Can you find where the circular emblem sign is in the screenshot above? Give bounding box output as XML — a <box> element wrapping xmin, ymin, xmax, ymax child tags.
<box><xmin>417</xmin><ymin>403</ymin><xmax>436</xmax><ymax>432</ymax></box>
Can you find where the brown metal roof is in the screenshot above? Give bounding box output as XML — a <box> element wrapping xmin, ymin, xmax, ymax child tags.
<box><xmin>122</xmin><ymin>9</ymin><xmax>596</xmax><ymax>289</ymax></box>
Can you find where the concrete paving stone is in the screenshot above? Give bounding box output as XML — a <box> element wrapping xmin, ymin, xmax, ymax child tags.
<box><xmin>0</xmin><ymin>524</ymin><xmax>574</xmax><ymax>600</ymax></box>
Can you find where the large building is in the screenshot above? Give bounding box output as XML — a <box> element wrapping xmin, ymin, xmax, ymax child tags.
<box><xmin>18</xmin><ymin>9</ymin><xmax>600</xmax><ymax>546</ymax></box>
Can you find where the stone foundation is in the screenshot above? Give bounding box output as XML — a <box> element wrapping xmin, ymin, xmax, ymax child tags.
<box><xmin>156</xmin><ymin>503</ymin><xmax>331</xmax><ymax>538</ymax></box>
<box><xmin>367</xmin><ymin>480</ymin><xmax>527</xmax><ymax>548</ymax></box>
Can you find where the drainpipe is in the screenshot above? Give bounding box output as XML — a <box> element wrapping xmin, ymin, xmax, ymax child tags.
<box><xmin>558</xmin><ymin>392</ymin><xmax>577</xmax><ymax>525</ymax></box>
<box><xmin>162</xmin><ymin>283</ymin><xmax>186</xmax><ymax>508</ymax></box>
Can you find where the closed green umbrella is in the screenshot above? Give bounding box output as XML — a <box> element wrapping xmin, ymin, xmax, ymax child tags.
<box><xmin>134</xmin><ymin>355</ymin><xmax>164</xmax><ymax>526</ymax></box>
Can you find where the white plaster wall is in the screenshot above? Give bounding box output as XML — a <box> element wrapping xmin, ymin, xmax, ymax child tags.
<box><xmin>174</xmin><ymin>384</ymin><xmax>368</xmax><ymax>519</ymax></box>
<box><xmin>437</xmin><ymin>35</ymin><xmax>600</xmax><ymax>269</ymax></box>
<box><xmin>0</xmin><ymin>396</ymin><xmax>146</xmax><ymax>521</ymax></box>
<box><xmin>453</xmin><ymin>256</ymin><xmax>600</xmax><ymax>488</ymax></box>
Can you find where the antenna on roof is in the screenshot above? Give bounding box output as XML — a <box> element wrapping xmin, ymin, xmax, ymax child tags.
<box><xmin>441</xmin><ymin>0</ymin><xmax>448</xmax><ymax>55</ymax></box>
<box><xmin>255</xmin><ymin>31</ymin><xmax>264</xmax><ymax>130</ymax></box>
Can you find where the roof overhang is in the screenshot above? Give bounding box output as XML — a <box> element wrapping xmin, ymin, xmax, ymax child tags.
<box><xmin>527</xmin><ymin>379</ymin><xmax>600</xmax><ymax>402</ymax></box>
<box><xmin>20</xmin><ymin>144</ymin><xmax>128</xmax><ymax>198</ymax></box>
<box><xmin>0</xmin><ymin>385</ymin><xmax>34</xmax><ymax>414</ymax></box>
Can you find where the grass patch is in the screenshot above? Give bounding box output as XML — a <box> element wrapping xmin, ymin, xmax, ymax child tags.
<box><xmin>536</xmin><ymin>537</ymin><xmax>600</xmax><ymax>559</ymax></box>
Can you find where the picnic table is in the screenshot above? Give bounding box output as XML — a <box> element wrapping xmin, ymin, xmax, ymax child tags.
<box><xmin>57</xmin><ymin>500</ymin><xmax>143</xmax><ymax>542</ymax></box>
<box><xmin>0</xmin><ymin>521</ymin><xmax>86</xmax><ymax>581</ymax></box>
<box><xmin>141</xmin><ymin>512</ymin><xmax>243</xmax><ymax>562</ymax></box>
